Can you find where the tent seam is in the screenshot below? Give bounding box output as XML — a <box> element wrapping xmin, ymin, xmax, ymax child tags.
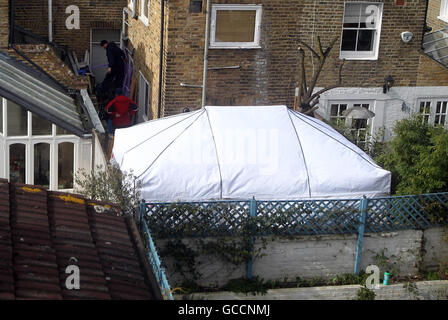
<box><xmin>289</xmin><ymin>110</ymin><xmax>382</xmax><ymax>169</ymax></box>
<box><xmin>287</xmin><ymin>109</ymin><xmax>313</xmax><ymax>198</ymax></box>
<box><xmin>135</xmin><ymin>110</ymin><xmax>206</xmax><ymax>179</ymax></box>
<box><xmin>204</xmin><ymin>108</ymin><xmax>224</xmax><ymax>199</ymax></box>
<box><xmin>120</xmin><ymin>109</ymin><xmax>203</xmax><ymax>167</ymax></box>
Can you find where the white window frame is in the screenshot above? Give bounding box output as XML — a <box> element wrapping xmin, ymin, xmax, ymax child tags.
<box><xmin>329</xmin><ymin>102</ymin><xmax>349</xmax><ymax>126</ymax></box>
<box><xmin>0</xmin><ymin>97</ymin><xmax>80</xmax><ymax>191</ymax></box>
<box><xmin>140</xmin><ymin>0</ymin><xmax>150</xmax><ymax>26</ymax></box>
<box><xmin>210</xmin><ymin>4</ymin><xmax>262</xmax><ymax>49</ymax></box>
<box><xmin>139</xmin><ymin>71</ymin><xmax>150</xmax><ymax>121</ymax></box>
<box><xmin>339</xmin><ymin>2</ymin><xmax>383</xmax><ymax>61</ymax></box>
<box><xmin>128</xmin><ymin>0</ymin><xmax>135</xmax><ymax>11</ymax></box>
<box><xmin>439</xmin><ymin>0</ymin><xmax>448</xmax><ymax>23</ymax></box>
<box><xmin>328</xmin><ymin>100</ymin><xmax>374</xmax><ymax>148</ymax></box>
<box><xmin>122</xmin><ymin>8</ymin><xmax>130</xmax><ymax>42</ymax></box>
<box><xmin>417</xmin><ymin>98</ymin><xmax>448</xmax><ymax>128</ymax></box>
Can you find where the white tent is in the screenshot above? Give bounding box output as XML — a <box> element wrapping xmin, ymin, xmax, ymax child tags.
<box><xmin>112</xmin><ymin>106</ymin><xmax>391</xmax><ymax>202</ymax></box>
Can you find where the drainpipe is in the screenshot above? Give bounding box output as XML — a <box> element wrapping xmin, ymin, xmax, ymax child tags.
<box><xmin>8</xmin><ymin>0</ymin><xmax>14</xmax><ymax>46</ymax></box>
<box><xmin>157</xmin><ymin>0</ymin><xmax>166</xmax><ymax>119</ymax></box>
<box><xmin>202</xmin><ymin>0</ymin><xmax>212</xmax><ymax>108</ymax></box>
<box><xmin>48</xmin><ymin>0</ymin><xmax>53</xmax><ymax>42</ymax></box>
<box><xmin>421</xmin><ymin>0</ymin><xmax>430</xmax><ymax>50</ymax></box>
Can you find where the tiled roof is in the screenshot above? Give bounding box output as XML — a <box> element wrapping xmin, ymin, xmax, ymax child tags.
<box><xmin>0</xmin><ymin>179</ymin><xmax>163</xmax><ymax>300</ymax></box>
<box><xmin>7</xmin><ymin>44</ymin><xmax>89</xmax><ymax>90</ymax></box>
<box><xmin>0</xmin><ymin>50</ymin><xmax>88</xmax><ymax>137</ymax></box>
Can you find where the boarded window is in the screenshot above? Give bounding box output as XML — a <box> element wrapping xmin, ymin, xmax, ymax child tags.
<box><xmin>215</xmin><ymin>10</ymin><xmax>256</xmax><ymax>43</ymax></box>
<box><xmin>210</xmin><ymin>5</ymin><xmax>262</xmax><ymax>48</ymax></box>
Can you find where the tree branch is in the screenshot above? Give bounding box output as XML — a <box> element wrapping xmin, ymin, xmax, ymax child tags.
<box><xmin>310</xmin><ymin>58</ymin><xmax>346</xmax><ymax>101</ymax></box>
<box><xmin>298</xmin><ymin>41</ymin><xmax>320</xmax><ymax>60</ymax></box>
<box><xmin>304</xmin><ymin>106</ymin><xmax>319</xmax><ymax>115</ymax></box>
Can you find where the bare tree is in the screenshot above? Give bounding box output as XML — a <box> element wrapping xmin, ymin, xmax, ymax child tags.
<box><xmin>296</xmin><ymin>36</ymin><xmax>347</xmax><ymax>116</ymax></box>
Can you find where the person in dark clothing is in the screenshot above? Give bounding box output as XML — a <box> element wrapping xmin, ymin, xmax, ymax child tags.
<box><xmin>106</xmin><ymin>88</ymin><xmax>139</xmax><ymax>134</ymax></box>
<box><xmin>101</xmin><ymin>40</ymin><xmax>126</xmax><ymax>90</ymax></box>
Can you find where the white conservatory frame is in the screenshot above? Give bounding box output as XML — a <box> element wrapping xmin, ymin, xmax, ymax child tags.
<box><xmin>0</xmin><ymin>97</ymin><xmax>92</xmax><ymax>191</ymax></box>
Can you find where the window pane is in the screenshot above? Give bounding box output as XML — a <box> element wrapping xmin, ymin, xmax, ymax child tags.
<box><xmin>357</xmin><ymin>30</ymin><xmax>374</xmax><ymax>51</ymax></box>
<box><xmin>215</xmin><ymin>10</ymin><xmax>256</xmax><ymax>43</ymax></box>
<box><xmin>0</xmin><ymin>99</ymin><xmax>3</xmax><ymax>134</ymax></box>
<box><xmin>341</xmin><ymin>30</ymin><xmax>358</xmax><ymax>51</ymax></box>
<box><xmin>32</xmin><ymin>113</ymin><xmax>53</xmax><ymax>135</ymax></box>
<box><xmin>34</xmin><ymin>143</ymin><xmax>50</xmax><ymax>188</ymax></box>
<box><xmin>419</xmin><ymin>102</ymin><xmax>425</xmax><ymax>113</ymax></box>
<box><xmin>330</xmin><ymin>105</ymin><xmax>339</xmax><ymax>117</ymax></box>
<box><xmin>58</xmin><ymin>142</ymin><xmax>74</xmax><ymax>189</ymax></box>
<box><xmin>360</xmin><ymin>4</ymin><xmax>379</xmax><ymax>28</ymax></box>
<box><xmin>7</xmin><ymin>100</ymin><xmax>27</xmax><ymax>136</ymax></box>
<box><xmin>9</xmin><ymin>144</ymin><xmax>26</xmax><ymax>184</ymax></box>
<box><xmin>343</xmin><ymin>4</ymin><xmax>361</xmax><ymax>28</ymax></box>
<box><xmin>145</xmin><ymin>83</ymin><xmax>150</xmax><ymax>116</ymax></box>
<box><xmin>56</xmin><ymin>125</ymin><xmax>71</xmax><ymax>135</ymax></box>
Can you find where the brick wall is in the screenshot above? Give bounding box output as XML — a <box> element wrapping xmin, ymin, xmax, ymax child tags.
<box><xmin>159</xmin><ymin>0</ymin><xmax>428</xmax><ymax>116</ymax></box>
<box><xmin>126</xmin><ymin>0</ymin><xmax>164</xmax><ymax>119</ymax></box>
<box><xmin>0</xmin><ymin>0</ymin><xmax>8</xmax><ymax>48</ymax></box>
<box><xmin>417</xmin><ymin>54</ymin><xmax>448</xmax><ymax>86</ymax></box>
<box><xmin>427</xmin><ymin>0</ymin><xmax>448</xmax><ymax>31</ymax></box>
<box><xmin>13</xmin><ymin>0</ymin><xmax>126</xmax><ymax>55</ymax></box>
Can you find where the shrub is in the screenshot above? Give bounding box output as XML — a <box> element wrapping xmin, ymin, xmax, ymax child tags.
<box><xmin>375</xmin><ymin>115</ymin><xmax>448</xmax><ymax>195</ymax></box>
<box><xmin>74</xmin><ymin>164</ymin><xmax>142</xmax><ymax>215</ymax></box>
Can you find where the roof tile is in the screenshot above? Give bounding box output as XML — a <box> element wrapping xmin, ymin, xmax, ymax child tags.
<box><xmin>0</xmin><ymin>181</ymin><xmax>160</xmax><ymax>300</ymax></box>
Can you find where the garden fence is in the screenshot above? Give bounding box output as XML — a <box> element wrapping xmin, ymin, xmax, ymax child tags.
<box><xmin>138</xmin><ymin>192</ymin><xmax>448</xmax><ymax>295</ymax></box>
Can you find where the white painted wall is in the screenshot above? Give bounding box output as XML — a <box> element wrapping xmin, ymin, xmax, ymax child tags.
<box><xmin>157</xmin><ymin>227</ymin><xmax>448</xmax><ymax>288</ymax></box>
<box><xmin>317</xmin><ymin>86</ymin><xmax>448</xmax><ymax>141</ymax></box>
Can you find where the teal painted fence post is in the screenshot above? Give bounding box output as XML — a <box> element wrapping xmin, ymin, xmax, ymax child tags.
<box><xmin>246</xmin><ymin>197</ymin><xmax>257</xmax><ymax>279</ymax></box>
<box><xmin>354</xmin><ymin>196</ymin><xmax>368</xmax><ymax>275</ymax></box>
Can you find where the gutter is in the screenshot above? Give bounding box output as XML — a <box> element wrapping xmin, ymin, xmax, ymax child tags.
<box><xmin>48</xmin><ymin>0</ymin><xmax>53</xmax><ymax>42</ymax></box>
<box><xmin>157</xmin><ymin>0</ymin><xmax>166</xmax><ymax>118</ymax></box>
<box><xmin>421</xmin><ymin>0</ymin><xmax>430</xmax><ymax>50</ymax></box>
<box><xmin>202</xmin><ymin>0</ymin><xmax>212</xmax><ymax>108</ymax></box>
<box><xmin>79</xmin><ymin>89</ymin><xmax>105</xmax><ymax>134</ymax></box>
<box><xmin>125</xmin><ymin>216</ymin><xmax>164</xmax><ymax>300</ymax></box>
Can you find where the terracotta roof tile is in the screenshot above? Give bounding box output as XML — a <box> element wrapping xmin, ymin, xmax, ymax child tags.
<box><xmin>0</xmin><ymin>181</ymin><xmax>161</xmax><ymax>300</ymax></box>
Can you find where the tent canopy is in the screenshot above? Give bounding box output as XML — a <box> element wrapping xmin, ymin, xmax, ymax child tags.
<box><xmin>112</xmin><ymin>106</ymin><xmax>391</xmax><ymax>202</ymax></box>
